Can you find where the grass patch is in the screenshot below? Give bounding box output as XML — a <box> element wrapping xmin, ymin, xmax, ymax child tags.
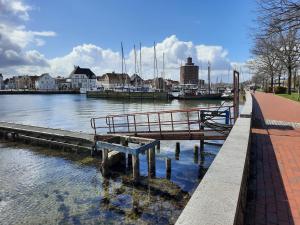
<box><xmin>277</xmin><ymin>92</ymin><xmax>300</xmax><ymax>102</ymax></box>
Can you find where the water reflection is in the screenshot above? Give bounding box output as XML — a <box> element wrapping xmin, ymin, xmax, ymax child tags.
<box><xmin>0</xmin><ymin>95</ymin><xmax>227</xmax><ymax>224</ymax></box>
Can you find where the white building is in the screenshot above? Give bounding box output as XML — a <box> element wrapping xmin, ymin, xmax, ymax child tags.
<box><xmin>35</xmin><ymin>73</ymin><xmax>57</xmax><ymax>90</ymax></box>
<box><xmin>0</xmin><ymin>74</ymin><xmax>3</xmax><ymax>90</ymax></box>
<box><xmin>97</xmin><ymin>72</ymin><xmax>130</xmax><ymax>89</ymax></box>
<box><xmin>69</xmin><ymin>66</ymin><xmax>96</xmax><ymax>92</ymax></box>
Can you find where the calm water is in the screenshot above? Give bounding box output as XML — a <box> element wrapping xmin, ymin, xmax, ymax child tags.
<box><xmin>0</xmin><ymin>94</ymin><xmax>228</xmax><ymax>225</ymax></box>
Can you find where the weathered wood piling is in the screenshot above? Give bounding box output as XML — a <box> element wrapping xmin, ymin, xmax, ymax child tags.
<box><xmin>148</xmin><ymin>147</ymin><xmax>156</xmax><ymax>178</ymax></box>
<box><xmin>166</xmin><ymin>157</ymin><xmax>171</xmax><ymax>179</ymax></box>
<box><xmin>175</xmin><ymin>142</ymin><xmax>180</xmax><ymax>159</ymax></box>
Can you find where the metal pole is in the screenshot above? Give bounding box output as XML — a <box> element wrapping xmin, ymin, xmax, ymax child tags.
<box><xmin>208</xmin><ymin>62</ymin><xmax>211</xmax><ymax>94</ymax></box>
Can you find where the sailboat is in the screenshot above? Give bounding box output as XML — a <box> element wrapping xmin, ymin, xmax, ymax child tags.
<box><xmin>86</xmin><ymin>42</ymin><xmax>171</xmax><ymax>99</ymax></box>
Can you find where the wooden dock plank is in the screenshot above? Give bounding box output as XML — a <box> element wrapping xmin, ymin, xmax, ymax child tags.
<box><xmin>0</xmin><ymin>121</ymin><xmax>94</xmax><ymax>141</ymax></box>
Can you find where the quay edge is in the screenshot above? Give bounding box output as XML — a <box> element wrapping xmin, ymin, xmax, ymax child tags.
<box><xmin>175</xmin><ymin>91</ymin><xmax>253</xmax><ymax>225</ymax></box>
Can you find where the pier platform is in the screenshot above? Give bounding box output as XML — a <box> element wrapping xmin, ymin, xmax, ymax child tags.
<box><xmin>0</xmin><ymin>121</ymin><xmax>159</xmax><ymax>180</ymax></box>
<box><xmin>0</xmin><ymin>121</ymin><xmax>94</xmax><ymax>151</ymax></box>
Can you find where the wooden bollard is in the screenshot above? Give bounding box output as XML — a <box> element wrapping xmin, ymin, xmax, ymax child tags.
<box><xmin>194</xmin><ymin>145</ymin><xmax>199</xmax><ymax>163</ymax></box>
<box><xmin>165</xmin><ymin>157</ymin><xmax>171</xmax><ymax>179</ymax></box>
<box><xmin>148</xmin><ymin>147</ymin><xmax>156</xmax><ymax>178</ymax></box>
<box><xmin>156</xmin><ymin>142</ymin><xmax>160</xmax><ymax>153</ymax></box>
<box><xmin>175</xmin><ymin>142</ymin><xmax>180</xmax><ymax>160</ymax></box>
<box><xmin>200</xmin><ymin>140</ymin><xmax>204</xmax><ymax>150</ymax></box>
<box><xmin>200</xmin><ymin>142</ymin><xmax>205</xmax><ymax>162</ymax></box>
<box><xmin>127</xmin><ymin>154</ymin><xmax>132</xmax><ymax>169</ymax></box>
<box><xmin>102</xmin><ymin>149</ymin><xmax>109</xmax><ymax>177</ymax></box>
<box><xmin>132</xmin><ymin>154</ymin><xmax>140</xmax><ymax>181</ymax></box>
<box><xmin>194</xmin><ymin>145</ymin><xmax>199</xmax><ymax>156</ymax></box>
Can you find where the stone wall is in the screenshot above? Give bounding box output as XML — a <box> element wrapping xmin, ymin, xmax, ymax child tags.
<box><xmin>175</xmin><ymin>92</ymin><xmax>253</xmax><ymax>225</ymax></box>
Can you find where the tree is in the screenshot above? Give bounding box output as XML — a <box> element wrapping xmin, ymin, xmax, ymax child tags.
<box><xmin>251</xmin><ymin>36</ymin><xmax>281</xmax><ymax>90</ymax></box>
<box><xmin>251</xmin><ymin>0</ymin><xmax>300</xmax><ymax>94</ymax></box>
<box><xmin>272</xmin><ymin>30</ymin><xmax>300</xmax><ymax>94</ymax></box>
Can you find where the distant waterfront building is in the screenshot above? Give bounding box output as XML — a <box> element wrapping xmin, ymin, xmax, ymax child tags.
<box><xmin>4</xmin><ymin>77</ymin><xmax>16</xmax><ymax>89</ymax></box>
<box><xmin>166</xmin><ymin>79</ymin><xmax>180</xmax><ymax>91</ymax></box>
<box><xmin>198</xmin><ymin>79</ymin><xmax>205</xmax><ymax>88</ymax></box>
<box><xmin>15</xmin><ymin>75</ymin><xmax>37</xmax><ymax>90</ymax></box>
<box><xmin>98</xmin><ymin>72</ymin><xmax>130</xmax><ymax>89</ymax></box>
<box><xmin>35</xmin><ymin>73</ymin><xmax>57</xmax><ymax>90</ymax></box>
<box><xmin>69</xmin><ymin>66</ymin><xmax>97</xmax><ymax>90</ymax></box>
<box><xmin>55</xmin><ymin>76</ymin><xmax>71</xmax><ymax>90</ymax></box>
<box><xmin>153</xmin><ymin>77</ymin><xmax>167</xmax><ymax>90</ymax></box>
<box><xmin>0</xmin><ymin>74</ymin><xmax>3</xmax><ymax>90</ymax></box>
<box><xmin>180</xmin><ymin>57</ymin><xmax>199</xmax><ymax>85</ymax></box>
<box><xmin>130</xmin><ymin>74</ymin><xmax>144</xmax><ymax>87</ymax></box>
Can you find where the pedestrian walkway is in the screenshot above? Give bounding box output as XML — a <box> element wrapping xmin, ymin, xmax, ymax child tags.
<box><xmin>245</xmin><ymin>92</ymin><xmax>300</xmax><ymax>225</ymax></box>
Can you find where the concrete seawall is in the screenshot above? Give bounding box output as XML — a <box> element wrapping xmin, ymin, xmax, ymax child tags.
<box><xmin>87</xmin><ymin>90</ymin><xmax>170</xmax><ymax>99</ymax></box>
<box><xmin>176</xmin><ymin>91</ymin><xmax>253</xmax><ymax>225</ymax></box>
<box><xmin>0</xmin><ymin>90</ymin><xmax>80</xmax><ymax>95</ymax></box>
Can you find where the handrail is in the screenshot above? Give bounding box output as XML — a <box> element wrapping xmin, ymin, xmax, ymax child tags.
<box><xmin>91</xmin><ymin>104</ymin><xmax>233</xmax><ymax>136</ymax></box>
<box><xmin>91</xmin><ymin>104</ymin><xmax>233</xmax><ymax>120</ymax></box>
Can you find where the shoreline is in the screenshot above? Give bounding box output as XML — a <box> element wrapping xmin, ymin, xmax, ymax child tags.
<box><xmin>0</xmin><ymin>90</ymin><xmax>80</xmax><ymax>94</ymax></box>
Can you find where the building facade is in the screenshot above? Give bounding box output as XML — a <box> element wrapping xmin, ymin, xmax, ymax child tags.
<box><xmin>35</xmin><ymin>73</ymin><xmax>57</xmax><ymax>90</ymax></box>
<box><xmin>70</xmin><ymin>66</ymin><xmax>97</xmax><ymax>90</ymax></box>
<box><xmin>180</xmin><ymin>57</ymin><xmax>199</xmax><ymax>85</ymax></box>
<box><xmin>15</xmin><ymin>75</ymin><xmax>37</xmax><ymax>89</ymax></box>
<box><xmin>4</xmin><ymin>77</ymin><xmax>16</xmax><ymax>89</ymax></box>
<box><xmin>56</xmin><ymin>77</ymin><xmax>71</xmax><ymax>90</ymax></box>
<box><xmin>98</xmin><ymin>72</ymin><xmax>130</xmax><ymax>89</ymax></box>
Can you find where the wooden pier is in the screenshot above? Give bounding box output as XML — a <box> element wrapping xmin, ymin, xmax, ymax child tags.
<box><xmin>0</xmin><ymin>121</ymin><xmax>159</xmax><ymax>181</ymax></box>
<box><xmin>0</xmin><ymin>103</ymin><xmax>235</xmax><ymax>182</ymax></box>
<box><xmin>0</xmin><ymin>121</ymin><xmax>94</xmax><ymax>151</ymax></box>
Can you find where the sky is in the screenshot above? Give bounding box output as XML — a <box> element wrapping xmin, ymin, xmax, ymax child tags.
<box><xmin>0</xmin><ymin>0</ymin><xmax>256</xmax><ymax>82</ymax></box>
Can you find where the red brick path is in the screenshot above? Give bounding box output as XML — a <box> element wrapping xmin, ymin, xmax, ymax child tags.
<box><xmin>245</xmin><ymin>92</ymin><xmax>300</xmax><ymax>225</ymax></box>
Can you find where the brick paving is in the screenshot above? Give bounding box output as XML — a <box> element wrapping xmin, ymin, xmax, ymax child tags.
<box><xmin>245</xmin><ymin>92</ymin><xmax>300</xmax><ymax>225</ymax></box>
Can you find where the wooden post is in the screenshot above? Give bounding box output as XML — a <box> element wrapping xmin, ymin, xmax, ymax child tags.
<box><xmin>102</xmin><ymin>148</ymin><xmax>109</xmax><ymax>177</ymax></box>
<box><xmin>200</xmin><ymin>144</ymin><xmax>205</xmax><ymax>163</ymax></box>
<box><xmin>127</xmin><ymin>154</ymin><xmax>132</xmax><ymax>169</ymax></box>
<box><xmin>165</xmin><ymin>157</ymin><xmax>171</xmax><ymax>179</ymax></box>
<box><xmin>200</xmin><ymin>111</ymin><xmax>205</xmax><ymax>148</ymax></box>
<box><xmin>233</xmin><ymin>70</ymin><xmax>240</xmax><ymax>122</ymax></box>
<box><xmin>156</xmin><ymin>142</ymin><xmax>160</xmax><ymax>153</ymax></box>
<box><xmin>194</xmin><ymin>145</ymin><xmax>199</xmax><ymax>163</ymax></box>
<box><xmin>148</xmin><ymin>147</ymin><xmax>156</xmax><ymax>178</ymax></box>
<box><xmin>175</xmin><ymin>142</ymin><xmax>180</xmax><ymax>160</ymax></box>
<box><xmin>132</xmin><ymin>154</ymin><xmax>140</xmax><ymax>181</ymax></box>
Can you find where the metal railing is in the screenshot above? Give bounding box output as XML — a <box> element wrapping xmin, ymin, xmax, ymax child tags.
<box><xmin>91</xmin><ymin>103</ymin><xmax>234</xmax><ymax>137</ymax></box>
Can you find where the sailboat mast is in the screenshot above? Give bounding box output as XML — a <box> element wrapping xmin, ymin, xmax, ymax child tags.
<box><xmin>134</xmin><ymin>45</ymin><xmax>137</xmax><ymax>88</ymax></box>
<box><xmin>208</xmin><ymin>61</ymin><xmax>211</xmax><ymax>94</ymax></box>
<box><xmin>121</xmin><ymin>42</ymin><xmax>124</xmax><ymax>75</ymax></box>
<box><xmin>163</xmin><ymin>52</ymin><xmax>165</xmax><ymax>91</ymax></box>
<box><xmin>153</xmin><ymin>42</ymin><xmax>156</xmax><ymax>88</ymax></box>
<box><xmin>134</xmin><ymin>45</ymin><xmax>137</xmax><ymax>74</ymax></box>
<box><xmin>139</xmin><ymin>42</ymin><xmax>142</xmax><ymax>78</ymax></box>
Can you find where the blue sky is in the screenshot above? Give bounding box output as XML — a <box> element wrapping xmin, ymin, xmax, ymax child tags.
<box><xmin>26</xmin><ymin>0</ymin><xmax>255</xmax><ymax>61</ymax></box>
<box><xmin>0</xmin><ymin>0</ymin><xmax>256</xmax><ymax>80</ymax></box>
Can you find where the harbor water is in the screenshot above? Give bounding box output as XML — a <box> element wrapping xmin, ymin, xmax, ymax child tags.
<box><xmin>0</xmin><ymin>94</ymin><xmax>229</xmax><ymax>224</ymax></box>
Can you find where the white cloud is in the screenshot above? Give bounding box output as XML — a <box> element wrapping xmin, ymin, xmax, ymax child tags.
<box><xmin>49</xmin><ymin>44</ymin><xmax>121</xmax><ymax>76</ymax></box>
<box><xmin>0</xmin><ymin>0</ymin><xmax>31</xmax><ymax>21</ymax></box>
<box><xmin>44</xmin><ymin>35</ymin><xmax>233</xmax><ymax>81</ymax></box>
<box><xmin>0</xmin><ymin>0</ymin><xmax>55</xmax><ymax>69</ymax></box>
